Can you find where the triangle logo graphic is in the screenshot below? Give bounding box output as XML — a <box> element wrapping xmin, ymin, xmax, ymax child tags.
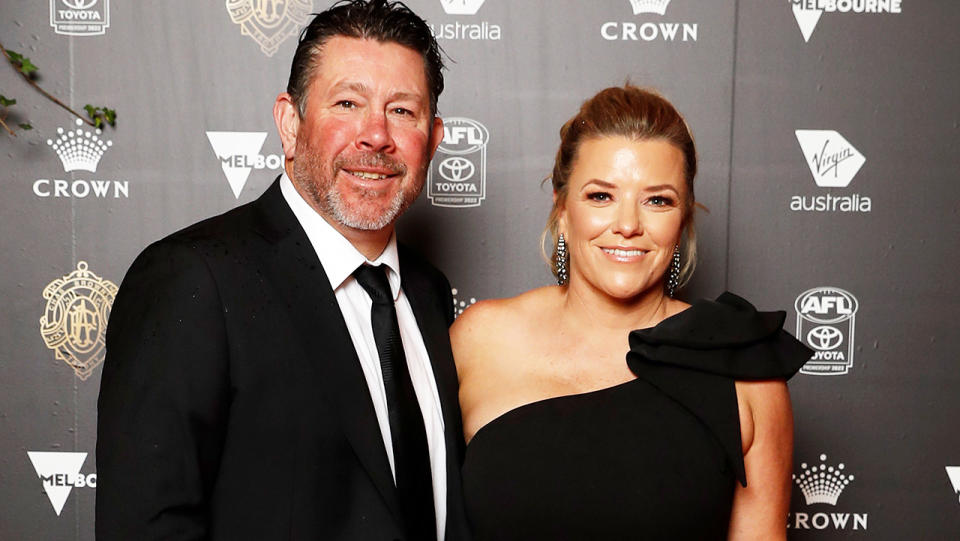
<box><xmin>795</xmin><ymin>130</ymin><xmax>866</xmax><ymax>188</ymax></box>
<box><xmin>206</xmin><ymin>131</ymin><xmax>268</xmax><ymax>199</ymax></box>
<box><xmin>792</xmin><ymin>4</ymin><xmax>823</xmax><ymax>42</ymax></box>
<box><xmin>947</xmin><ymin>467</ymin><xmax>960</xmax><ymax>502</ymax></box>
<box><xmin>27</xmin><ymin>452</ymin><xmax>87</xmax><ymax>516</ymax></box>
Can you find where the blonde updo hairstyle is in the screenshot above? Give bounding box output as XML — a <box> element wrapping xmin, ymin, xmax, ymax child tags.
<box><xmin>542</xmin><ymin>84</ymin><xmax>699</xmax><ymax>291</ymax></box>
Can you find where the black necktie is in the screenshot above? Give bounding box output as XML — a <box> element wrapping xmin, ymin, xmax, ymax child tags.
<box><xmin>353</xmin><ymin>264</ymin><xmax>436</xmax><ymax>541</ymax></box>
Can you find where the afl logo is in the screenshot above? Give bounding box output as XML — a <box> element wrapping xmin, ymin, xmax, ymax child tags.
<box><xmin>795</xmin><ymin>287</ymin><xmax>858</xmax><ymax>324</ymax></box>
<box><xmin>795</xmin><ymin>286</ymin><xmax>860</xmax><ymax>376</ymax></box>
<box><xmin>438</xmin><ymin>118</ymin><xmax>489</xmax><ymax>154</ymax></box>
<box><xmin>428</xmin><ymin>117</ymin><xmax>489</xmax><ymax>208</ymax></box>
<box><xmin>438</xmin><ymin>157</ymin><xmax>475</xmax><ymax>182</ymax></box>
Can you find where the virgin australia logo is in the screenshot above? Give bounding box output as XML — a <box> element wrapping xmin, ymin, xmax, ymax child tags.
<box><xmin>441</xmin><ymin>0</ymin><xmax>485</xmax><ymax>15</ymax></box>
<box><xmin>792</xmin><ymin>130</ymin><xmax>871</xmax><ymax>213</ymax></box>
<box><xmin>433</xmin><ymin>0</ymin><xmax>501</xmax><ymax>40</ymax></box>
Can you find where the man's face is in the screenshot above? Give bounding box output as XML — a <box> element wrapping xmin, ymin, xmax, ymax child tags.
<box><xmin>288</xmin><ymin>36</ymin><xmax>442</xmax><ymax>231</ymax></box>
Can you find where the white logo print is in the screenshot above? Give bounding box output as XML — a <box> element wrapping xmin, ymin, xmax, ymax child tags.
<box><xmin>790</xmin><ymin>0</ymin><xmax>903</xmax><ymax>43</ymax></box>
<box><xmin>34</xmin><ymin>119</ymin><xmax>128</xmax><ymax>199</ymax></box>
<box><xmin>789</xmin><ymin>453</ymin><xmax>868</xmax><ymax>530</ymax></box>
<box><xmin>440</xmin><ymin>0</ymin><xmax>486</xmax><ymax>15</ymax></box>
<box><xmin>790</xmin><ymin>129</ymin><xmax>872</xmax><ymax>213</ymax></box>
<box><xmin>206</xmin><ymin>131</ymin><xmax>283</xmax><ymax>199</ymax></box>
<box><xmin>630</xmin><ymin>0</ymin><xmax>672</xmax><ymax>15</ymax></box>
<box><xmin>795</xmin><ymin>287</ymin><xmax>859</xmax><ymax>376</ymax></box>
<box><xmin>451</xmin><ymin>288</ymin><xmax>477</xmax><ymax>318</ymax></box>
<box><xmin>432</xmin><ymin>0</ymin><xmax>501</xmax><ymax>40</ymax></box>
<box><xmin>794</xmin><ymin>454</ymin><xmax>854</xmax><ymax>506</ymax></box>
<box><xmin>947</xmin><ymin>467</ymin><xmax>960</xmax><ymax>504</ymax></box>
<box><xmin>50</xmin><ymin>0</ymin><xmax>110</xmax><ymax>36</ymax></box>
<box><xmin>47</xmin><ymin>118</ymin><xmax>112</xmax><ymax>173</ymax></box>
<box><xmin>27</xmin><ymin>452</ymin><xmax>97</xmax><ymax>516</ymax></box>
<box><xmin>791</xmin><ymin>1</ymin><xmax>824</xmax><ymax>42</ymax></box>
<box><xmin>602</xmin><ymin>0</ymin><xmax>698</xmax><ymax>42</ymax></box>
<box><xmin>795</xmin><ymin>130</ymin><xmax>865</xmax><ymax>188</ymax></box>
<box><xmin>428</xmin><ymin>118</ymin><xmax>489</xmax><ymax>208</ymax></box>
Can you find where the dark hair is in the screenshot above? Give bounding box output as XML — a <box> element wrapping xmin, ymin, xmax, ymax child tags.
<box><xmin>286</xmin><ymin>0</ymin><xmax>444</xmax><ymax>116</ymax></box>
<box><xmin>543</xmin><ymin>84</ymin><xmax>699</xmax><ymax>288</ymax></box>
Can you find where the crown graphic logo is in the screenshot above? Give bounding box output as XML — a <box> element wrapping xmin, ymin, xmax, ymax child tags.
<box><xmin>46</xmin><ymin>118</ymin><xmax>113</xmax><ymax>173</ymax></box>
<box><xmin>793</xmin><ymin>454</ymin><xmax>854</xmax><ymax>506</ymax></box>
<box><xmin>630</xmin><ymin>0</ymin><xmax>672</xmax><ymax>16</ymax></box>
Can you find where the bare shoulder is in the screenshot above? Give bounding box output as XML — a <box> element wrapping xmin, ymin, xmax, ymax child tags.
<box><xmin>451</xmin><ymin>286</ymin><xmax>560</xmax><ymax>375</ymax></box>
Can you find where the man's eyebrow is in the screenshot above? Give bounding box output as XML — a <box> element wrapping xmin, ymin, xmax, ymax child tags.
<box><xmin>329</xmin><ymin>81</ymin><xmax>424</xmax><ymax>103</ymax></box>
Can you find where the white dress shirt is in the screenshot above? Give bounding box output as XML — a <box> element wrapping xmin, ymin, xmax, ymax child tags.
<box><xmin>280</xmin><ymin>172</ymin><xmax>446</xmax><ymax>539</ymax></box>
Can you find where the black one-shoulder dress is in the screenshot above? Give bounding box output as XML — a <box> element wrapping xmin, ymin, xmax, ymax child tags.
<box><xmin>462</xmin><ymin>293</ymin><xmax>812</xmax><ymax>540</ymax></box>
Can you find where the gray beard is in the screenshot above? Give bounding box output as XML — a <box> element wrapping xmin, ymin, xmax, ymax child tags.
<box><xmin>292</xmin><ymin>152</ymin><xmax>424</xmax><ymax>231</ymax></box>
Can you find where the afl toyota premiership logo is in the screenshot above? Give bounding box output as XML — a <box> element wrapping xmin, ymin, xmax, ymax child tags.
<box><xmin>428</xmin><ymin>117</ymin><xmax>489</xmax><ymax>208</ymax></box>
<box><xmin>795</xmin><ymin>287</ymin><xmax>859</xmax><ymax>376</ymax></box>
<box><xmin>39</xmin><ymin>261</ymin><xmax>118</xmax><ymax>380</ymax></box>
<box><xmin>226</xmin><ymin>0</ymin><xmax>313</xmax><ymax>57</ymax></box>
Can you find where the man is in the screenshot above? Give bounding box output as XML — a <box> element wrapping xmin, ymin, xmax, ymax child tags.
<box><xmin>96</xmin><ymin>2</ymin><xmax>469</xmax><ymax>539</ymax></box>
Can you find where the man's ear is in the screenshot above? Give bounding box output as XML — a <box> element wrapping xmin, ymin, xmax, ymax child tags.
<box><xmin>428</xmin><ymin>116</ymin><xmax>444</xmax><ymax>159</ymax></box>
<box><xmin>274</xmin><ymin>93</ymin><xmax>300</xmax><ymax>161</ymax></box>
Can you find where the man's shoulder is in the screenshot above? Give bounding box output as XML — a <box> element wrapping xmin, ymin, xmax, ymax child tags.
<box><xmin>162</xmin><ymin>198</ymin><xmax>263</xmax><ymax>249</ymax></box>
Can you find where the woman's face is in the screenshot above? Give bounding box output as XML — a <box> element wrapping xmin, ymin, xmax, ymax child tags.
<box><xmin>559</xmin><ymin>136</ymin><xmax>687</xmax><ymax>301</ymax></box>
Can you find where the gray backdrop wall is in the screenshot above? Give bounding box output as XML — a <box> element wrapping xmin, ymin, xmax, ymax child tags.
<box><xmin>2</xmin><ymin>0</ymin><xmax>958</xmax><ymax>539</ymax></box>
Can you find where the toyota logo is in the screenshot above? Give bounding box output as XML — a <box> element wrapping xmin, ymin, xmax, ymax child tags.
<box><xmin>807</xmin><ymin>326</ymin><xmax>843</xmax><ymax>351</ymax></box>
<box><xmin>438</xmin><ymin>157</ymin><xmax>475</xmax><ymax>182</ymax></box>
<box><xmin>62</xmin><ymin>0</ymin><xmax>98</xmax><ymax>9</ymax></box>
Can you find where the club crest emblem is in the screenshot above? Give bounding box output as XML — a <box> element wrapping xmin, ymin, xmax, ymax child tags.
<box><xmin>39</xmin><ymin>261</ymin><xmax>118</xmax><ymax>380</ymax></box>
<box><xmin>226</xmin><ymin>0</ymin><xmax>314</xmax><ymax>57</ymax></box>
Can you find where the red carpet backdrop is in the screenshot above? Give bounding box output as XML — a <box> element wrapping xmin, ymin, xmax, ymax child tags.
<box><xmin>1</xmin><ymin>1</ymin><xmax>958</xmax><ymax>539</ymax></box>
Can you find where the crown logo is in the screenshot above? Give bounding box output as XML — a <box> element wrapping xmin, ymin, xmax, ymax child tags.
<box><xmin>46</xmin><ymin>118</ymin><xmax>112</xmax><ymax>173</ymax></box>
<box><xmin>793</xmin><ymin>454</ymin><xmax>854</xmax><ymax>506</ymax></box>
<box><xmin>630</xmin><ymin>0</ymin><xmax>672</xmax><ymax>16</ymax></box>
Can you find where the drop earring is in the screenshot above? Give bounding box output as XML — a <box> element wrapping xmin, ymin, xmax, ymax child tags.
<box><xmin>556</xmin><ymin>233</ymin><xmax>568</xmax><ymax>286</ymax></box>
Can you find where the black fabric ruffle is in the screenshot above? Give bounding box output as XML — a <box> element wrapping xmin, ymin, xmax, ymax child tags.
<box><xmin>626</xmin><ymin>292</ymin><xmax>812</xmax><ymax>486</ymax></box>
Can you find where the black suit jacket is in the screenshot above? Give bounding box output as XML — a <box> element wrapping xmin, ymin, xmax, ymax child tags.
<box><xmin>96</xmin><ymin>180</ymin><xmax>470</xmax><ymax>541</ymax></box>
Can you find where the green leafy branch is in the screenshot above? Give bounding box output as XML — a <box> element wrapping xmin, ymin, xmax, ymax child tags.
<box><xmin>1</xmin><ymin>39</ymin><xmax>116</xmax><ymax>136</ymax></box>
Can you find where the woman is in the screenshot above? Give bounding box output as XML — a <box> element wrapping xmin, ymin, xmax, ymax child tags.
<box><xmin>452</xmin><ymin>85</ymin><xmax>811</xmax><ymax>539</ymax></box>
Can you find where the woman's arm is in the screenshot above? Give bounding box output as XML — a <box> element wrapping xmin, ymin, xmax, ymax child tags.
<box><xmin>727</xmin><ymin>379</ymin><xmax>794</xmax><ymax>541</ymax></box>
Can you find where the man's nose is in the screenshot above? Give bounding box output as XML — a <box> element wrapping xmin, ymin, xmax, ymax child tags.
<box><xmin>356</xmin><ymin>110</ymin><xmax>394</xmax><ymax>152</ymax></box>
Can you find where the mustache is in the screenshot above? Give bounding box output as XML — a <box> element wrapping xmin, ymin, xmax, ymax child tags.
<box><xmin>334</xmin><ymin>153</ymin><xmax>406</xmax><ymax>176</ymax></box>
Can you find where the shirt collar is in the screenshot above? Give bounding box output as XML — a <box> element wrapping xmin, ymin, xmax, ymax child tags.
<box><xmin>279</xmin><ymin>171</ymin><xmax>401</xmax><ymax>299</ymax></box>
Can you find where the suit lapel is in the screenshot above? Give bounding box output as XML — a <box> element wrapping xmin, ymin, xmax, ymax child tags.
<box><xmin>250</xmin><ymin>180</ymin><xmax>402</xmax><ymax>521</ymax></box>
<box><xmin>399</xmin><ymin>250</ymin><xmax>470</xmax><ymax>537</ymax></box>
<box><xmin>399</xmin><ymin>253</ymin><xmax>462</xmax><ymax>448</ymax></box>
